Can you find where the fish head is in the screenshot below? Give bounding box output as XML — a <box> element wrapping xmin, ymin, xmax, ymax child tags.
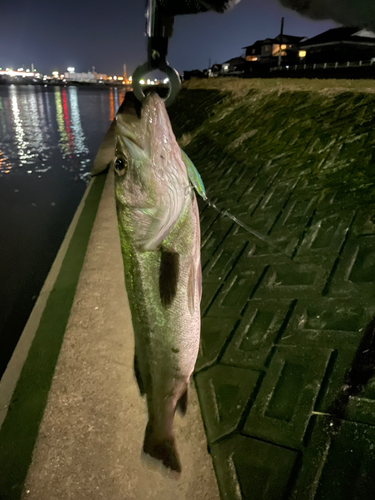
<box><xmin>114</xmin><ymin>92</ymin><xmax>191</xmax><ymax>251</ymax></box>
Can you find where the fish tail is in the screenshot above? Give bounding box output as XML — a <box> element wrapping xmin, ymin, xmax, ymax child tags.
<box><xmin>143</xmin><ymin>422</ymin><xmax>181</xmax><ymax>473</ymax></box>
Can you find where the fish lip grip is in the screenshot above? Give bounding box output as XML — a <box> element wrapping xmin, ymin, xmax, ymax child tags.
<box><xmin>133</xmin><ymin>0</ymin><xmax>181</xmax><ymax>107</ymax></box>
<box><xmin>132</xmin><ymin>62</ymin><xmax>180</xmax><ymax>107</ymax></box>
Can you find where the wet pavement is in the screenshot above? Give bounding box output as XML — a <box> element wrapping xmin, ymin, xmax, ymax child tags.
<box><xmin>170</xmin><ymin>80</ymin><xmax>375</xmax><ymax>499</ymax></box>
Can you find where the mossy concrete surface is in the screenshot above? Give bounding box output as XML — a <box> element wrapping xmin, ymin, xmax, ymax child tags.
<box><xmin>168</xmin><ymin>78</ymin><xmax>375</xmax><ymax>500</ymax></box>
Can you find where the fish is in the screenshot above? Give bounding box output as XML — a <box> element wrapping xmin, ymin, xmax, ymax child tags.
<box><xmin>92</xmin><ymin>91</ymin><xmax>202</xmax><ymax>474</ymax></box>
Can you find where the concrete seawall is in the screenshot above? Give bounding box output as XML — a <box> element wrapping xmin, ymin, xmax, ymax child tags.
<box><xmin>0</xmin><ymin>166</ymin><xmax>218</xmax><ymax>499</ymax></box>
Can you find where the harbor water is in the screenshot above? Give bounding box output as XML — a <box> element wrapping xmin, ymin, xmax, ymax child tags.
<box><xmin>0</xmin><ymin>84</ymin><xmax>125</xmax><ymax>378</ymax></box>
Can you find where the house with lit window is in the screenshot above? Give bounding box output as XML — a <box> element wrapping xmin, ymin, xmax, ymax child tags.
<box><xmin>244</xmin><ymin>40</ymin><xmax>263</xmax><ymax>62</ymax></box>
<box><xmin>243</xmin><ymin>34</ymin><xmax>306</xmax><ymax>65</ymax></box>
<box><xmin>298</xmin><ymin>27</ymin><xmax>375</xmax><ymax>63</ymax></box>
<box><xmin>220</xmin><ymin>57</ymin><xmax>247</xmax><ymax>76</ymax></box>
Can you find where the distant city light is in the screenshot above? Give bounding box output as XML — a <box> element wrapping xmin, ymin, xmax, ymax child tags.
<box><xmin>299</xmin><ymin>50</ymin><xmax>307</xmax><ymax>58</ymax></box>
<box><xmin>17</xmin><ymin>68</ymin><xmax>24</xmax><ymax>72</ymax></box>
<box><xmin>129</xmin><ymin>76</ymin><xmax>132</xmax><ymax>82</ymax></box>
<box><xmin>163</xmin><ymin>77</ymin><xmax>169</xmax><ymax>84</ymax></box>
<box><xmin>113</xmin><ymin>75</ymin><xmax>117</xmax><ymax>80</ymax></box>
<box><xmin>67</xmin><ymin>67</ymin><xmax>75</xmax><ymax>72</ymax></box>
<box><xmin>139</xmin><ymin>79</ymin><xmax>145</xmax><ymax>85</ymax></box>
<box><xmin>52</xmin><ymin>71</ymin><xmax>59</xmax><ymax>77</ymax></box>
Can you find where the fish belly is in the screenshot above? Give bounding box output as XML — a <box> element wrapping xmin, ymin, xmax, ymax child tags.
<box><xmin>119</xmin><ymin>196</ymin><xmax>201</xmax><ymax>472</ymax></box>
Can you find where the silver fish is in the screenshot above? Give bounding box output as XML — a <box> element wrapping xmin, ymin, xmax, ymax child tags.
<box><xmin>94</xmin><ymin>92</ymin><xmax>201</xmax><ymax>473</ymax></box>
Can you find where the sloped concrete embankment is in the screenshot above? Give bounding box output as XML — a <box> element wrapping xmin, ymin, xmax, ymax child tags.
<box><xmin>168</xmin><ymin>78</ymin><xmax>375</xmax><ymax>500</ymax></box>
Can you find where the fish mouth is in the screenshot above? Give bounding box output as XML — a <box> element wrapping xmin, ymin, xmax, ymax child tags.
<box><xmin>116</xmin><ymin>121</ymin><xmax>147</xmax><ymax>160</ymax></box>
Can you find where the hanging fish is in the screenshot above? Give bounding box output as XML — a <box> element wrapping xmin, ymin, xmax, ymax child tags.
<box><xmin>92</xmin><ymin>91</ymin><xmax>202</xmax><ymax>473</ymax></box>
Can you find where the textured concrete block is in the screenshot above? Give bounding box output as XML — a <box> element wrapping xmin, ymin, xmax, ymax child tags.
<box><xmin>244</xmin><ymin>347</ymin><xmax>332</xmax><ymax>449</ymax></box>
<box><xmin>211</xmin><ymin>435</ymin><xmax>298</xmax><ymax>500</ymax></box>
<box><xmin>195</xmin><ymin>365</ymin><xmax>259</xmax><ymax>443</ymax></box>
<box><xmin>291</xmin><ymin>417</ymin><xmax>375</xmax><ymax>500</ymax></box>
<box><xmin>196</xmin><ymin>317</ymin><xmax>239</xmax><ymax>372</ymax></box>
<box><xmin>221</xmin><ymin>299</ymin><xmax>293</xmax><ymax>370</ymax></box>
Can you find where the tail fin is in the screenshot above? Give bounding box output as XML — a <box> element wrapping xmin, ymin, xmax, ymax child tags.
<box><xmin>143</xmin><ymin>423</ymin><xmax>181</xmax><ymax>473</ymax></box>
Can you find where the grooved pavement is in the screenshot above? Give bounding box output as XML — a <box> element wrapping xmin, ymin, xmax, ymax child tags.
<box><xmin>169</xmin><ymin>80</ymin><xmax>375</xmax><ymax>500</ymax></box>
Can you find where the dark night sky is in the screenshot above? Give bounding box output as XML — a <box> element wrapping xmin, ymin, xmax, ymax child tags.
<box><xmin>0</xmin><ymin>0</ymin><xmax>358</xmax><ymax>76</ymax></box>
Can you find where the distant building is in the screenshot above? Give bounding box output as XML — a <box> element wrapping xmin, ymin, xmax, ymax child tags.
<box><xmin>93</xmin><ymin>72</ymin><xmax>107</xmax><ymax>81</ymax></box>
<box><xmin>210</xmin><ymin>64</ymin><xmax>222</xmax><ymax>77</ymax></box>
<box><xmin>243</xmin><ymin>34</ymin><xmax>305</xmax><ymax>65</ymax></box>
<box><xmin>299</xmin><ymin>27</ymin><xmax>375</xmax><ymax>63</ymax></box>
<box><xmin>243</xmin><ymin>40</ymin><xmax>263</xmax><ymax>62</ymax></box>
<box><xmin>182</xmin><ymin>69</ymin><xmax>206</xmax><ymax>80</ymax></box>
<box><xmin>221</xmin><ymin>57</ymin><xmax>247</xmax><ymax>76</ymax></box>
<box><xmin>64</xmin><ymin>71</ymin><xmax>96</xmax><ymax>82</ymax></box>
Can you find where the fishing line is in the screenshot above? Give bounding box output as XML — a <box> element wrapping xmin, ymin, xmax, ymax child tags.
<box><xmin>202</xmin><ymin>196</ymin><xmax>291</xmax><ymax>258</ymax></box>
<box><xmin>181</xmin><ymin>150</ymin><xmax>290</xmax><ymax>256</ymax></box>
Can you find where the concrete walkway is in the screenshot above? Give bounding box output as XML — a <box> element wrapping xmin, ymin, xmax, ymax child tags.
<box><xmin>0</xmin><ymin>167</ymin><xmax>218</xmax><ymax>500</ymax></box>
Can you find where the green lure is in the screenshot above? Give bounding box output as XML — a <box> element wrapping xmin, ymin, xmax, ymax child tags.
<box><xmin>180</xmin><ymin>149</ymin><xmax>207</xmax><ymax>200</ymax></box>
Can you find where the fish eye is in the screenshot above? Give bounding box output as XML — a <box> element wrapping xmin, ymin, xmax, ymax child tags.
<box><xmin>114</xmin><ymin>157</ymin><xmax>127</xmax><ymax>175</ymax></box>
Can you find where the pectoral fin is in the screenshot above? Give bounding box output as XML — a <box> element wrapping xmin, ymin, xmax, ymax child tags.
<box><xmin>176</xmin><ymin>388</ymin><xmax>188</xmax><ymax>416</ymax></box>
<box><xmin>188</xmin><ymin>263</ymin><xmax>195</xmax><ymax>315</ymax></box>
<box><xmin>133</xmin><ymin>354</ymin><xmax>145</xmax><ymax>395</ymax></box>
<box><xmin>180</xmin><ymin>148</ymin><xmax>207</xmax><ymax>200</ymax></box>
<box><xmin>188</xmin><ymin>257</ymin><xmax>202</xmax><ymax>315</ymax></box>
<box><xmin>159</xmin><ymin>250</ymin><xmax>179</xmax><ymax>308</ymax></box>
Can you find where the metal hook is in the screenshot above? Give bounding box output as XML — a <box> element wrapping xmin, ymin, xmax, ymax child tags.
<box><xmin>132</xmin><ymin>62</ymin><xmax>180</xmax><ymax>107</ymax></box>
<box><xmin>132</xmin><ymin>0</ymin><xmax>180</xmax><ymax>106</ymax></box>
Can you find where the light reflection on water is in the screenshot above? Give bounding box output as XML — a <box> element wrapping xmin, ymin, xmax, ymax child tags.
<box><xmin>69</xmin><ymin>88</ymin><xmax>88</xmax><ymax>156</ymax></box>
<box><xmin>0</xmin><ymin>84</ymin><xmax>125</xmax><ymax>378</ymax></box>
<box><xmin>1</xmin><ymin>85</ymin><xmax>125</xmax><ymax>178</ymax></box>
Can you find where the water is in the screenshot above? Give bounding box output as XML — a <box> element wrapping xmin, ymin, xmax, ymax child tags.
<box><xmin>0</xmin><ymin>84</ymin><xmax>125</xmax><ymax>378</ymax></box>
